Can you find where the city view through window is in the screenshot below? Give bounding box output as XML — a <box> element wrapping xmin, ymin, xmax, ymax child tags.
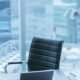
<box><xmin>0</xmin><ymin>0</ymin><xmax>80</xmax><ymax>73</ymax></box>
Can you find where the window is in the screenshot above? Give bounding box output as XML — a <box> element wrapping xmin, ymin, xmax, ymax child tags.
<box><xmin>0</xmin><ymin>0</ymin><xmax>80</xmax><ymax>73</ymax></box>
<box><xmin>0</xmin><ymin>0</ymin><xmax>20</xmax><ymax>73</ymax></box>
<box><xmin>0</xmin><ymin>0</ymin><xmax>11</xmax><ymax>72</ymax></box>
<box><xmin>53</xmin><ymin>0</ymin><xmax>79</xmax><ymax>44</ymax></box>
<box><xmin>53</xmin><ymin>0</ymin><xmax>62</xmax><ymax>3</ymax></box>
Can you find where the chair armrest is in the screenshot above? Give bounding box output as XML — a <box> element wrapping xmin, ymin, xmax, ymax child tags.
<box><xmin>4</xmin><ymin>61</ymin><xmax>27</xmax><ymax>73</ymax></box>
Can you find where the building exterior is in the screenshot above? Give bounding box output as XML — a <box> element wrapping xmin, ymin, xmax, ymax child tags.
<box><xmin>0</xmin><ymin>0</ymin><xmax>11</xmax><ymax>44</ymax></box>
<box><xmin>53</xmin><ymin>2</ymin><xmax>80</xmax><ymax>44</ymax></box>
<box><xmin>20</xmin><ymin>0</ymin><xmax>54</xmax><ymax>50</ymax></box>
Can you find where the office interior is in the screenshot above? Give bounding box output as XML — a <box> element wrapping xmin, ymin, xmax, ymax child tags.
<box><xmin>0</xmin><ymin>0</ymin><xmax>80</xmax><ymax>79</ymax></box>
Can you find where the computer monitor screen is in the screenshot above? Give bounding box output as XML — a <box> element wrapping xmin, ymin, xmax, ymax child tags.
<box><xmin>20</xmin><ymin>70</ymin><xmax>54</xmax><ymax>80</ymax></box>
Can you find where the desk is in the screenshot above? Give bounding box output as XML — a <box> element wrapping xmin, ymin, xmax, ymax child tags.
<box><xmin>0</xmin><ymin>70</ymin><xmax>68</xmax><ymax>80</ymax></box>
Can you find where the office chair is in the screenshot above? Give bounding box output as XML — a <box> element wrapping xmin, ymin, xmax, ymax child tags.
<box><xmin>5</xmin><ymin>37</ymin><xmax>63</xmax><ymax>73</ymax></box>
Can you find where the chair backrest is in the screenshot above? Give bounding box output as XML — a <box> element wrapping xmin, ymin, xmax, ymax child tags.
<box><xmin>28</xmin><ymin>37</ymin><xmax>63</xmax><ymax>71</ymax></box>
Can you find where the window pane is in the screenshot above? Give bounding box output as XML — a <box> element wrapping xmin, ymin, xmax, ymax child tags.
<box><xmin>0</xmin><ymin>0</ymin><xmax>80</xmax><ymax>73</ymax></box>
<box><xmin>53</xmin><ymin>1</ymin><xmax>80</xmax><ymax>45</ymax></box>
<box><xmin>0</xmin><ymin>0</ymin><xmax>20</xmax><ymax>73</ymax></box>
<box><xmin>24</xmin><ymin>0</ymin><xmax>54</xmax><ymax>51</ymax></box>
<box><xmin>23</xmin><ymin>0</ymin><xmax>80</xmax><ymax>72</ymax></box>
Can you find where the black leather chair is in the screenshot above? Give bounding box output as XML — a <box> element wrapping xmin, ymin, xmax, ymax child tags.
<box><xmin>5</xmin><ymin>37</ymin><xmax>63</xmax><ymax>73</ymax></box>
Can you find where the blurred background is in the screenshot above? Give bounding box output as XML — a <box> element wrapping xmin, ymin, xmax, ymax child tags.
<box><xmin>0</xmin><ymin>0</ymin><xmax>80</xmax><ymax>74</ymax></box>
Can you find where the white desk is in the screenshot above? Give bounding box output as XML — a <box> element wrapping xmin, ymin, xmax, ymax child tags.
<box><xmin>0</xmin><ymin>70</ymin><xmax>68</xmax><ymax>80</ymax></box>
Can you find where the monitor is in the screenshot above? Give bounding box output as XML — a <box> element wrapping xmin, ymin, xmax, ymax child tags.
<box><xmin>20</xmin><ymin>70</ymin><xmax>54</xmax><ymax>80</ymax></box>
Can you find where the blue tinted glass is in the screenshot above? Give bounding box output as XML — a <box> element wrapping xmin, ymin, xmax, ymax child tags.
<box><xmin>0</xmin><ymin>0</ymin><xmax>11</xmax><ymax>44</ymax></box>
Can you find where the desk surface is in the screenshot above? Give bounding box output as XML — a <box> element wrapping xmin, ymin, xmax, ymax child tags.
<box><xmin>0</xmin><ymin>52</ymin><xmax>80</xmax><ymax>80</ymax></box>
<box><xmin>0</xmin><ymin>70</ymin><xmax>68</xmax><ymax>80</ymax></box>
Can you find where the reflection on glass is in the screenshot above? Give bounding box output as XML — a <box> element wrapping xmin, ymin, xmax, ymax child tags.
<box><xmin>0</xmin><ymin>0</ymin><xmax>80</xmax><ymax>73</ymax></box>
<box><xmin>0</xmin><ymin>0</ymin><xmax>11</xmax><ymax>44</ymax></box>
<box><xmin>0</xmin><ymin>0</ymin><xmax>20</xmax><ymax>73</ymax></box>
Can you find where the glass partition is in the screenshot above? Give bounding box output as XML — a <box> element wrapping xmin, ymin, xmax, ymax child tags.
<box><xmin>53</xmin><ymin>0</ymin><xmax>80</xmax><ymax>72</ymax></box>
<box><xmin>25</xmin><ymin>0</ymin><xmax>54</xmax><ymax>51</ymax></box>
<box><xmin>20</xmin><ymin>0</ymin><xmax>80</xmax><ymax>72</ymax></box>
<box><xmin>0</xmin><ymin>0</ymin><xmax>80</xmax><ymax>73</ymax></box>
<box><xmin>0</xmin><ymin>0</ymin><xmax>20</xmax><ymax>73</ymax></box>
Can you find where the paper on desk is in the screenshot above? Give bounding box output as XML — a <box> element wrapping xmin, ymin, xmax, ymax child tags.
<box><xmin>74</xmin><ymin>71</ymin><xmax>80</xmax><ymax>80</ymax></box>
<box><xmin>53</xmin><ymin>70</ymin><xmax>68</xmax><ymax>80</ymax></box>
<box><xmin>63</xmin><ymin>70</ymin><xmax>80</xmax><ymax>80</ymax></box>
<box><xmin>0</xmin><ymin>73</ymin><xmax>20</xmax><ymax>80</ymax></box>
